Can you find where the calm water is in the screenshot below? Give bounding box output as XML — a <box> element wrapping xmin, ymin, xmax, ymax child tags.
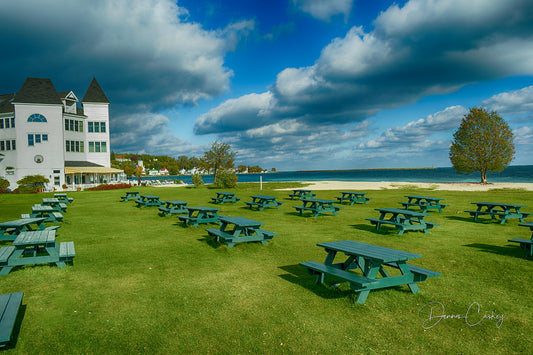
<box><xmin>137</xmin><ymin>165</ymin><xmax>533</xmax><ymax>184</ymax></box>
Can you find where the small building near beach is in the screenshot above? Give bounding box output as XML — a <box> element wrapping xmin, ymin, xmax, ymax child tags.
<box><xmin>0</xmin><ymin>77</ymin><xmax>124</xmax><ymax>190</ymax></box>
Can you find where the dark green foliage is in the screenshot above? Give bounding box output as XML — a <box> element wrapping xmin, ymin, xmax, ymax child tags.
<box><xmin>191</xmin><ymin>173</ymin><xmax>204</xmax><ymax>187</ymax></box>
<box><xmin>200</xmin><ymin>141</ymin><xmax>236</xmax><ymax>182</ymax></box>
<box><xmin>213</xmin><ymin>170</ymin><xmax>238</xmax><ymax>188</ymax></box>
<box><xmin>450</xmin><ymin>107</ymin><xmax>515</xmax><ymax>183</ymax></box>
<box><xmin>15</xmin><ymin>175</ymin><xmax>50</xmax><ymax>193</ymax></box>
<box><xmin>0</xmin><ymin>177</ymin><xmax>9</xmax><ymax>190</ymax></box>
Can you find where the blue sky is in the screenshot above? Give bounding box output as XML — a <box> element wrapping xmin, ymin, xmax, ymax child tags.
<box><xmin>1</xmin><ymin>0</ymin><xmax>532</xmax><ymax>171</ymax></box>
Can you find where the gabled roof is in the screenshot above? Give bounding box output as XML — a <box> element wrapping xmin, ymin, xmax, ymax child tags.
<box><xmin>13</xmin><ymin>77</ymin><xmax>63</xmax><ymax>105</ymax></box>
<box><xmin>82</xmin><ymin>77</ymin><xmax>109</xmax><ymax>104</ymax></box>
<box><xmin>0</xmin><ymin>93</ymin><xmax>15</xmax><ymax>113</ymax></box>
<box><xmin>58</xmin><ymin>90</ymin><xmax>79</xmax><ymax>102</ymax></box>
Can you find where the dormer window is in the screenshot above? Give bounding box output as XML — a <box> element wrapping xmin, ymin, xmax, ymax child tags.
<box><xmin>28</xmin><ymin>113</ymin><xmax>47</xmax><ymax>122</ymax></box>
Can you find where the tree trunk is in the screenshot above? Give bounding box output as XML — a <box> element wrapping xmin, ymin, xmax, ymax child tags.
<box><xmin>480</xmin><ymin>169</ymin><xmax>488</xmax><ymax>184</ymax></box>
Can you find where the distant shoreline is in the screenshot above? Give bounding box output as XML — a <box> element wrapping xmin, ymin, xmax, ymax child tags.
<box><xmin>294</xmin><ymin>167</ymin><xmax>437</xmax><ymax>173</ymax></box>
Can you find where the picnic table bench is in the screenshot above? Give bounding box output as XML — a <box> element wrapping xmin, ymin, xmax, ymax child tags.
<box><xmin>366</xmin><ymin>208</ymin><xmax>438</xmax><ymax>235</ymax></box>
<box><xmin>158</xmin><ymin>200</ymin><xmax>188</xmax><ymax>216</ymax></box>
<box><xmin>0</xmin><ymin>230</ymin><xmax>75</xmax><ymax>276</ymax></box>
<box><xmin>300</xmin><ymin>240</ymin><xmax>440</xmax><ymax>304</ymax></box>
<box><xmin>41</xmin><ymin>198</ymin><xmax>67</xmax><ymax>212</ymax></box>
<box><xmin>135</xmin><ymin>195</ymin><xmax>162</xmax><ymax>207</ymax></box>
<box><xmin>206</xmin><ymin>216</ymin><xmax>276</xmax><ymax>248</ymax></box>
<box><xmin>27</xmin><ymin>205</ymin><xmax>63</xmax><ymax>223</ymax></box>
<box><xmin>54</xmin><ymin>193</ymin><xmax>73</xmax><ymax>204</ymax></box>
<box><xmin>466</xmin><ymin>202</ymin><xmax>530</xmax><ymax>224</ymax></box>
<box><xmin>508</xmin><ymin>222</ymin><xmax>533</xmax><ymax>258</ymax></box>
<box><xmin>0</xmin><ymin>217</ymin><xmax>58</xmax><ymax>242</ymax></box>
<box><xmin>336</xmin><ymin>191</ymin><xmax>371</xmax><ymax>205</ymax></box>
<box><xmin>400</xmin><ymin>195</ymin><xmax>448</xmax><ymax>213</ymax></box>
<box><xmin>294</xmin><ymin>199</ymin><xmax>343</xmax><ymax>217</ymax></box>
<box><xmin>0</xmin><ymin>291</ymin><xmax>24</xmax><ymax>348</ymax></box>
<box><xmin>245</xmin><ymin>195</ymin><xmax>283</xmax><ymax>211</ymax></box>
<box><xmin>211</xmin><ymin>192</ymin><xmax>240</xmax><ymax>204</ymax></box>
<box><xmin>120</xmin><ymin>191</ymin><xmax>139</xmax><ymax>202</ymax></box>
<box><xmin>179</xmin><ymin>206</ymin><xmax>220</xmax><ymax>227</ymax></box>
<box><xmin>288</xmin><ymin>189</ymin><xmax>316</xmax><ymax>200</ymax></box>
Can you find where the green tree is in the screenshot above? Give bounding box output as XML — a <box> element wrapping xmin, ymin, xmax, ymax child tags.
<box><xmin>16</xmin><ymin>175</ymin><xmax>50</xmax><ymax>193</ymax></box>
<box><xmin>0</xmin><ymin>177</ymin><xmax>9</xmax><ymax>191</ymax></box>
<box><xmin>191</xmin><ymin>173</ymin><xmax>204</xmax><ymax>187</ymax></box>
<box><xmin>133</xmin><ymin>166</ymin><xmax>144</xmax><ymax>185</ymax></box>
<box><xmin>200</xmin><ymin>141</ymin><xmax>236</xmax><ymax>182</ymax></box>
<box><xmin>449</xmin><ymin>107</ymin><xmax>515</xmax><ymax>184</ymax></box>
<box><xmin>214</xmin><ymin>170</ymin><xmax>238</xmax><ymax>188</ymax></box>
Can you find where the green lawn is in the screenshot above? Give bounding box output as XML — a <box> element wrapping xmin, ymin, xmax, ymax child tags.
<box><xmin>1</xmin><ymin>183</ymin><xmax>532</xmax><ymax>354</ymax></box>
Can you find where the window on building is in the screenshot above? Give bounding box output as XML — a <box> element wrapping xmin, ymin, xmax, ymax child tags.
<box><xmin>28</xmin><ymin>134</ymin><xmax>34</xmax><ymax>146</ymax></box>
<box><xmin>101</xmin><ymin>141</ymin><xmax>107</xmax><ymax>152</ymax></box>
<box><xmin>0</xmin><ymin>141</ymin><xmax>4</xmax><ymax>150</ymax></box>
<box><xmin>75</xmin><ymin>121</ymin><xmax>79</xmax><ymax>131</ymax></box>
<box><xmin>0</xmin><ymin>119</ymin><xmax>3</xmax><ymax>129</ymax></box>
<box><xmin>80</xmin><ymin>141</ymin><xmax>84</xmax><ymax>152</ymax></box>
<box><xmin>11</xmin><ymin>140</ymin><xmax>15</xmax><ymax>150</ymax></box>
<box><xmin>35</xmin><ymin>134</ymin><xmax>41</xmax><ymax>143</ymax></box>
<box><xmin>94</xmin><ymin>122</ymin><xmax>100</xmax><ymax>133</ymax></box>
<box><xmin>11</xmin><ymin>117</ymin><xmax>15</xmax><ymax>127</ymax></box>
<box><xmin>54</xmin><ymin>176</ymin><xmax>60</xmax><ymax>186</ymax></box>
<box><xmin>69</xmin><ymin>120</ymin><xmax>74</xmax><ymax>131</ymax></box>
<box><xmin>4</xmin><ymin>118</ymin><xmax>9</xmax><ymax>128</ymax></box>
<box><xmin>89</xmin><ymin>142</ymin><xmax>94</xmax><ymax>152</ymax></box>
<box><xmin>42</xmin><ymin>134</ymin><xmax>48</xmax><ymax>141</ymax></box>
<box><xmin>53</xmin><ymin>170</ymin><xmax>61</xmax><ymax>174</ymax></box>
<box><xmin>5</xmin><ymin>140</ymin><xmax>10</xmax><ymax>150</ymax></box>
<box><xmin>79</xmin><ymin>121</ymin><xmax>83</xmax><ymax>132</ymax></box>
<box><xmin>75</xmin><ymin>141</ymin><xmax>80</xmax><ymax>152</ymax></box>
<box><xmin>66</xmin><ymin>140</ymin><xmax>70</xmax><ymax>152</ymax></box>
<box><xmin>28</xmin><ymin>113</ymin><xmax>47</xmax><ymax>122</ymax></box>
<box><xmin>95</xmin><ymin>142</ymin><xmax>101</xmax><ymax>152</ymax></box>
<box><xmin>65</xmin><ymin>120</ymin><xmax>69</xmax><ymax>130</ymax></box>
<box><xmin>100</xmin><ymin>122</ymin><xmax>106</xmax><ymax>133</ymax></box>
<box><xmin>88</xmin><ymin>122</ymin><xmax>93</xmax><ymax>133</ymax></box>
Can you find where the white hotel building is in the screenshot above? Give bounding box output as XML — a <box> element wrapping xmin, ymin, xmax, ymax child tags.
<box><xmin>0</xmin><ymin>77</ymin><xmax>123</xmax><ymax>190</ymax></box>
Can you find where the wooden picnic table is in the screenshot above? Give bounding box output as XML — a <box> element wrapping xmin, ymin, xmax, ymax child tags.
<box><xmin>178</xmin><ymin>206</ymin><xmax>220</xmax><ymax>227</ymax></box>
<box><xmin>158</xmin><ymin>200</ymin><xmax>188</xmax><ymax>216</ymax></box>
<box><xmin>466</xmin><ymin>202</ymin><xmax>530</xmax><ymax>224</ymax></box>
<box><xmin>245</xmin><ymin>195</ymin><xmax>283</xmax><ymax>211</ymax></box>
<box><xmin>294</xmin><ymin>198</ymin><xmax>343</xmax><ymax>217</ymax></box>
<box><xmin>54</xmin><ymin>193</ymin><xmax>73</xmax><ymax>204</ymax></box>
<box><xmin>0</xmin><ymin>291</ymin><xmax>24</xmax><ymax>348</ymax></box>
<box><xmin>206</xmin><ymin>216</ymin><xmax>277</xmax><ymax>248</ymax></box>
<box><xmin>211</xmin><ymin>192</ymin><xmax>240</xmax><ymax>204</ymax></box>
<box><xmin>336</xmin><ymin>191</ymin><xmax>371</xmax><ymax>205</ymax></box>
<box><xmin>41</xmin><ymin>198</ymin><xmax>67</xmax><ymax>212</ymax></box>
<box><xmin>29</xmin><ymin>205</ymin><xmax>63</xmax><ymax>223</ymax></box>
<box><xmin>120</xmin><ymin>191</ymin><xmax>139</xmax><ymax>202</ymax></box>
<box><xmin>0</xmin><ymin>230</ymin><xmax>75</xmax><ymax>276</ymax></box>
<box><xmin>135</xmin><ymin>195</ymin><xmax>162</xmax><ymax>207</ymax></box>
<box><xmin>508</xmin><ymin>222</ymin><xmax>533</xmax><ymax>258</ymax></box>
<box><xmin>288</xmin><ymin>189</ymin><xmax>316</xmax><ymax>200</ymax></box>
<box><xmin>366</xmin><ymin>208</ymin><xmax>438</xmax><ymax>235</ymax></box>
<box><xmin>400</xmin><ymin>195</ymin><xmax>447</xmax><ymax>213</ymax></box>
<box><xmin>0</xmin><ymin>218</ymin><xmax>49</xmax><ymax>242</ymax></box>
<box><xmin>300</xmin><ymin>240</ymin><xmax>440</xmax><ymax>304</ymax></box>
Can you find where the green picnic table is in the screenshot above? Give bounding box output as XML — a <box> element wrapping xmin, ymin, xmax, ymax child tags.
<box><xmin>54</xmin><ymin>193</ymin><xmax>74</xmax><ymax>204</ymax></box>
<box><xmin>158</xmin><ymin>200</ymin><xmax>188</xmax><ymax>216</ymax></box>
<box><xmin>135</xmin><ymin>195</ymin><xmax>162</xmax><ymax>207</ymax></box>
<box><xmin>300</xmin><ymin>240</ymin><xmax>440</xmax><ymax>304</ymax></box>
<box><xmin>28</xmin><ymin>204</ymin><xmax>63</xmax><ymax>223</ymax></box>
<box><xmin>508</xmin><ymin>222</ymin><xmax>533</xmax><ymax>258</ymax></box>
<box><xmin>120</xmin><ymin>191</ymin><xmax>139</xmax><ymax>202</ymax></box>
<box><xmin>294</xmin><ymin>199</ymin><xmax>342</xmax><ymax>217</ymax></box>
<box><xmin>0</xmin><ymin>218</ymin><xmax>51</xmax><ymax>242</ymax></box>
<box><xmin>0</xmin><ymin>291</ymin><xmax>24</xmax><ymax>348</ymax></box>
<box><xmin>466</xmin><ymin>202</ymin><xmax>531</xmax><ymax>224</ymax></box>
<box><xmin>288</xmin><ymin>189</ymin><xmax>316</xmax><ymax>200</ymax></box>
<box><xmin>245</xmin><ymin>195</ymin><xmax>283</xmax><ymax>211</ymax></box>
<box><xmin>366</xmin><ymin>208</ymin><xmax>439</xmax><ymax>235</ymax></box>
<box><xmin>179</xmin><ymin>206</ymin><xmax>220</xmax><ymax>227</ymax></box>
<box><xmin>41</xmin><ymin>198</ymin><xmax>67</xmax><ymax>212</ymax></box>
<box><xmin>0</xmin><ymin>230</ymin><xmax>75</xmax><ymax>276</ymax></box>
<box><xmin>400</xmin><ymin>195</ymin><xmax>448</xmax><ymax>213</ymax></box>
<box><xmin>336</xmin><ymin>191</ymin><xmax>371</xmax><ymax>205</ymax></box>
<box><xmin>211</xmin><ymin>192</ymin><xmax>240</xmax><ymax>204</ymax></box>
<box><xmin>206</xmin><ymin>216</ymin><xmax>276</xmax><ymax>248</ymax></box>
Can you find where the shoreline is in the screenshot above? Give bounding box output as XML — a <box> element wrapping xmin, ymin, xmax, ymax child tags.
<box><xmin>284</xmin><ymin>181</ymin><xmax>533</xmax><ymax>191</ymax></box>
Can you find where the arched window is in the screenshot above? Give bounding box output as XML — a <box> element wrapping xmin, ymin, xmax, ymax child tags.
<box><xmin>27</xmin><ymin>113</ymin><xmax>47</xmax><ymax>122</ymax></box>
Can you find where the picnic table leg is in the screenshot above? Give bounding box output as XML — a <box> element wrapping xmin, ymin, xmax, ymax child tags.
<box><xmin>354</xmin><ymin>263</ymin><xmax>380</xmax><ymax>304</ymax></box>
<box><xmin>398</xmin><ymin>263</ymin><xmax>420</xmax><ymax>294</ymax></box>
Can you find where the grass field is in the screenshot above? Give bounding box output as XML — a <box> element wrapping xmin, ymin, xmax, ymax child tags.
<box><xmin>1</xmin><ymin>183</ymin><xmax>532</xmax><ymax>354</ymax></box>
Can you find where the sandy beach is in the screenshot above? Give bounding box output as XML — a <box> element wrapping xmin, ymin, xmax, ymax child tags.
<box><xmin>286</xmin><ymin>181</ymin><xmax>533</xmax><ymax>191</ymax></box>
<box><xmin>153</xmin><ymin>180</ymin><xmax>533</xmax><ymax>191</ymax></box>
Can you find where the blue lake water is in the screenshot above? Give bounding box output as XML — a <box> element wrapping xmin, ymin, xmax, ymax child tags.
<box><xmin>136</xmin><ymin>165</ymin><xmax>533</xmax><ymax>184</ymax></box>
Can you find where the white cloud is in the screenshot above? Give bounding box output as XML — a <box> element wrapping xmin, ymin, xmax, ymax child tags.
<box><xmin>482</xmin><ymin>86</ymin><xmax>533</xmax><ymax>115</ymax></box>
<box><xmin>292</xmin><ymin>0</ymin><xmax>353</xmax><ymax>21</ymax></box>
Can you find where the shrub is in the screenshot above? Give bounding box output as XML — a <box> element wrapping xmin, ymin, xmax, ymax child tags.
<box><xmin>191</xmin><ymin>173</ymin><xmax>204</xmax><ymax>187</ymax></box>
<box><xmin>0</xmin><ymin>177</ymin><xmax>9</xmax><ymax>193</ymax></box>
<box><xmin>214</xmin><ymin>170</ymin><xmax>238</xmax><ymax>188</ymax></box>
<box><xmin>86</xmin><ymin>183</ymin><xmax>132</xmax><ymax>191</ymax></box>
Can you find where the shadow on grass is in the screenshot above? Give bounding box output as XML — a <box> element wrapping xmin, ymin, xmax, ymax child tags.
<box><xmin>278</xmin><ymin>264</ymin><xmax>352</xmax><ymax>299</ymax></box>
<box><xmin>197</xmin><ymin>235</ymin><xmax>220</xmax><ymax>249</ymax></box>
<box><xmin>463</xmin><ymin>243</ymin><xmax>528</xmax><ymax>259</ymax></box>
<box><xmin>445</xmin><ymin>215</ymin><xmax>495</xmax><ymax>224</ymax></box>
